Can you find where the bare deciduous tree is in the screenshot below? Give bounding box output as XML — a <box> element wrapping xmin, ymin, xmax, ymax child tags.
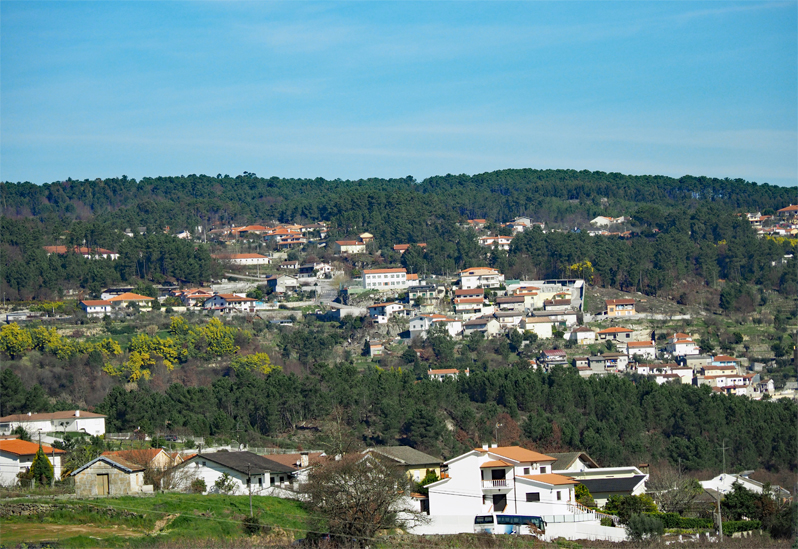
<box><xmin>301</xmin><ymin>454</ymin><xmax>422</xmax><ymax>546</ymax></box>
<box><xmin>648</xmin><ymin>466</ymin><xmax>704</xmax><ymax>515</ymax></box>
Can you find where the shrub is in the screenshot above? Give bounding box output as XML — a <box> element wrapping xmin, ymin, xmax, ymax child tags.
<box><xmin>242</xmin><ymin>514</ymin><xmax>263</xmax><ymax>535</ymax></box>
<box><xmin>189</xmin><ymin>478</ymin><xmax>206</xmax><ymax>493</ymax></box>
<box><xmin>653</xmin><ymin>512</ymin><xmax>712</xmax><ymax>529</ymax></box>
<box><xmin>626</xmin><ymin>513</ymin><xmax>664</xmax><ymax>541</ymax></box>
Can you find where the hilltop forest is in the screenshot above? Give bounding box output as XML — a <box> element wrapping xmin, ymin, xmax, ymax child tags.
<box><xmin>0</xmin><ymin>169</ymin><xmax>796</xmax><ymax>478</ymax></box>
<box><xmin>1</xmin><ymin>170</ymin><xmax>796</xmax><ymax>300</ymax></box>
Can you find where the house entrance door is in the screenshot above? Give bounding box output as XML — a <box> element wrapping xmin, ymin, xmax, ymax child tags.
<box><xmin>97</xmin><ymin>474</ymin><xmax>109</xmax><ymax>496</ymax></box>
<box><xmin>492</xmin><ymin>494</ymin><xmax>507</xmax><ymax>512</ymax></box>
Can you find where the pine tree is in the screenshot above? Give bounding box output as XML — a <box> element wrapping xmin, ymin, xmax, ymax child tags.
<box><xmin>30</xmin><ymin>445</ymin><xmax>54</xmax><ymax>486</ymax></box>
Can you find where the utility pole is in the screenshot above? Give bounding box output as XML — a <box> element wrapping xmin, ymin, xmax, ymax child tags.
<box><xmin>716</xmin><ymin>491</ymin><xmax>724</xmax><ymax>541</ymax></box>
<box><xmin>719</xmin><ymin>439</ymin><xmax>730</xmax><ymax>475</ymax></box>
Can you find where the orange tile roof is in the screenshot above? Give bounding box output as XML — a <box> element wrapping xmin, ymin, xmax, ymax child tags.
<box><xmin>460</xmin><ymin>267</ymin><xmax>500</xmax><ymax>275</ymax></box>
<box><xmin>102</xmin><ymin>448</ymin><xmax>166</xmax><ymax>465</ymax></box>
<box><xmin>477</xmin><ymin>446</ymin><xmax>556</xmax><ymax>463</ymax></box>
<box><xmin>429</xmin><ymin>368</ymin><xmax>460</xmax><ymax>375</ymax></box>
<box><xmin>107</xmin><ymin>292</ymin><xmax>154</xmax><ymax>302</ymax></box>
<box><xmin>455</xmin><ymin>288</ymin><xmax>484</xmax><ymax>296</ymax></box>
<box><xmin>81</xmin><ymin>300</ymin><xmax>112</xmax><ymax>307</ymax></box>
<box><xmin>520</xmin><ymin>473</ymin><xmax>579</xmax><ymax>485</ymax></box>
<box><xmin>597</xmin><ymin>327</ymin><xmax>633</xmax><ymax>334</ymax></box>
<box><xmin>406</xmin><ymin>274</ymin><xmax>419</xmax><ymax>280</ymax></box>
<box><xmin>0</xmin><ymin>439</ymin><xmax>65</xmax><ymax>456</ymax></box>
<box><xmin>455</xmin><ymin>297</ymin><xmax>484</xmax><ymax>304</ymax></box>
<box><xmin>627</xmin><ymin>341</ymin><xmax>654</xmax><ymax>347</ymax></box>
<box><xmin>606</xmin><ymin>299</ymin><xmax>635</xmax><ymax>305</ymax></box>
<box><xmin>713</xmin><ymin>355</ymin><xmax>738</xmax><ymax>362</ymax></box>
<box><xmin>480</xmin><ymin>459</ymin><xmax>512</xmax><ymax>468</ymax></box>
<box><xmin>777</xmin><ymin>205</ymin><xmax>798</xmax><ymax>213</ymax></box>
<box><xmin>262</xmin><ymin>452</ymin><xmax>326</xmax><ymax>469</ymax></box>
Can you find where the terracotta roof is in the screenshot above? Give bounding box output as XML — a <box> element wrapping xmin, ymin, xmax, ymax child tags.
<box><xmin>476</xmin><ymin>446</ymin><xmax>556</xmax><ymax>464</ymax></box>
<box><xmin>460</xmin><ymin>267</ymin><xmax>500</xmax><ymax>275</ymax></box>
<box><xmin>627</xmin><ymin>341</ymin><xmax>654</xmax><ymax>347</ymax></box>
<box><xmin>455</xmin><ymin>297</ymin><xmax>484</xmax><ymax>304</ymax></box>
<box><xmin>480</xmin><ymin>459</ymin><xmax>512</xmax><ymax>468</ymax></box>
<box><xmin>605</xmin><ymin>299</ymin><xmax>635</xmax><ymax>305</ymax></box>
<box><xmin>335</xmin><ymin>240</ymin><xmax>363</xmax><ymax>246</ymax></box>
<box><xmin>363</xmin><ymin>268</ymin><xmax>406</xmax><ymax>274</ymax></box>
<box><xmin>454</xmin><ymin>288</ymin><xmax>484</xmax><ymax>296</ymax></box>
<box><xmin>81</xmin><ymin>300</ymin><xmax>112</xmax><ymax>307</ymax></box>
<box><xmin>261</xmin><ymin>452</ymin><xmax>326</xmax><ymax>470</ymax></box>
<box><xmin>71</xmin><ymin>455</ymin><xmax>145</xmax><ymax>475</ymax></box>
<box><xmin>102</xmin><ymin>448</ymin><xmax>167</xmax><ymax>465</ymax></box>
<box><xmin>44</xmin><ymin>245</ymin><xmax>115</xmax><ymax>255</ymax></box>
<box><xmin>406</xmin><ymin>274</ymin><xmax>419</xmax><ymax>280</ymax></box>
<box><xmin>597</xmin><ymin>327</ymin><xmax>633</xmax><ymax>334</ymax></box>
<box><xmin>214</xmin><ymin>294</ymin><xmax>256</xmax><ymax>302</ymax></box>
<box><xmin>393</xmin><ymin>243</ymin><xmax>426</xmax><ymax>251</ymax></box>
<box><xmin>429</xmin><ymin>368</ymin><xmax>460</xmax><ymax>375</ymax></box>
<box><xmin>0</xmin><ymin>410</ymin><xmax>106</xmax><ymax>422</ymax></box>
<box><xmin>713</xmin><ymin>355</ymin><xmax>739</xmax><ymax>362</ymax></box>
<box><xmin>0</xmin><ymin>439</ymin><xmax>65</xmax><ymax>456</ymax></box>
<box><xmin>520</xmin><ymin>473</ymin><xmax>579</xmax><ymax>485</ymax></box>
<box><xmin>107</xmin><ymin>292</ymin><xmax>154</xmax><ymax>302</ymax></box>
<box><xmin>777</xmin><ymin>205</ymin><xmax>798</xmax><ymax>213</ymax></box>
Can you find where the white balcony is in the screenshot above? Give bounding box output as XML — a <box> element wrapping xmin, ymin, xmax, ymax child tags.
<box><xmin>482</xmin><ymin>479</ymin><xmax>509</xmax><ymax>489</ymax></box>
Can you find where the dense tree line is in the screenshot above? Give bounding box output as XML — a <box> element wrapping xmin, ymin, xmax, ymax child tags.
<box><xmin>0</xmin><ymin>217</ymin><xmax>214</xmax><ymax>299</ymax></box>
<box><xmin>5</xmin><ymin>362</ymin><xmax>791</xmax><ymax>474</ymax></box>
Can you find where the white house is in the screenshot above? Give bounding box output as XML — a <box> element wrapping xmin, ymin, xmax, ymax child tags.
<box><xmin>409</xmin><ymin>314</ymin><xmax>462</xmax><ymax>339</ymax></box>
<box><xmin>665</xmin><ymin>333</ymin><xmax>700</xmax><ymax>356</ymax></box>
<box><xmin>521</xmin><ymin>317</ymin><xmax>555</xmax><ymax>339</ymax></box>
<box><xmin>623</xmin><ymin>341</ymin><xmax>656</xmax><ymax>361</ymax></box>
<box><xmin>428</xmin><ymin>368</ymin><xmax>469</xmax><ymax>381</ymax></box>
<box><xmin>0</xmin><ymin>410</ymin><xmax>106</xmax><ymax>438</ymax></box>
<box><xmin>462</xmin><ymin>316</ymin><xmax>502</xmax><ymax>337</ymax></box>
<box><xmin>459</xmin><ymin>267</ymin><xmax>505</xmax><ymax>290</ymax></box>
<box><xmin>266</xmin><ymin>275</ymin><xmax>300</xmax><ymax>294</ymax></box>
<box><xmin>334</xmin><ymin>240</ymin><xmax>367</xmax><ymax>254</ymax></box>
<box><xmin>202</xmin><ymin>294</ymin><xmax>263</xmax><ymax>313</ymax></box>
<box><xmin>80</xmin><ymin>300</ymin><xmax>112</xmax><ymax>316</ymax></box>
<box><xmin>181</xmin><ymin>452</ymin><xmax>297</xmax><ymax>495</ymax></box>
<box><xmin>701</xmin><ymin>472</ymin><xmax>791</xmax><ymax>502</ymax></box>
<box><xmin>367</xmin><ymin>302</ymin><xmax>405</xmax><ymax>320</ymax></box>
<box><xmin>211</xmin><ymin>253</ymin><xmax>271</xmax><ymax>265</ymax></box>
<box><xmin>0</xmin><ymin>439</ymin><xmax>66</xmax><ymax>485</ymax></box>
<box><xmin>567</xmin><ymin>327</ymin><xmax>596</xmax><ymax>345</ymax></box>
<box><xmin>423</xmin><ymin>444</ymin><xmax>624</xmax><ymax>542</ymax></box>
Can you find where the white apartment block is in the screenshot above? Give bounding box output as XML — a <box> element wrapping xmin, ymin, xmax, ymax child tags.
<box><xmin>362</xmin><ymin>268</ymin><xmax>408</xmax><ymax>290</ymax></box>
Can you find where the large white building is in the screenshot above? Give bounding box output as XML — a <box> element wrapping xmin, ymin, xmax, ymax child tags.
<box><xmin>0</xmin><ymin>410</ymin><xmax>106</xmax><ymax>438</ymax></box>
<box><xmin>459</xmin><ymin>267</ymin><xmax>505</xmax><ymax>290</ymax></box>
<box><xmin>362</xmin><ymin>268</ymin><xmax>408</xmax><ymax>290</ymax></box>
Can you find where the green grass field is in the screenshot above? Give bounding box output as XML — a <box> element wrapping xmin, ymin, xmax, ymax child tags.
<box><xmin>0</xmin><ymin>493</ymin><xmax>308</xmax><ymax>548</ymax></box>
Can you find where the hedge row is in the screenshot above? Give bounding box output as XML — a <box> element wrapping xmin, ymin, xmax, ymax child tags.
<box><xmin>652</xmin><ymin>513</ymin><xmax>713</xmax><ymax>529</ymax></box>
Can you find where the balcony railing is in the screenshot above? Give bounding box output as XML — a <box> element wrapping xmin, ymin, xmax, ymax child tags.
<box><xmin>482</xmin><ymin>479</ymin><xmax>508</xmax><ymax>488</ymax></box>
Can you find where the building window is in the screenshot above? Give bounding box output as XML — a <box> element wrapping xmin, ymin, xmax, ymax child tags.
<box><xmin>270</xmin><ymin>477</ymin><xmax>275</xmax><ymax>485</ymax></box>
<box><xmin>557</xmin><ymin>491</ymin><xmax>561</xmax><ymax>500</ymax></box>
<box><xmin>523</xmin><ymin>467</ymin><xmax>530</xmax><ymax>475</ymax></box>
<box><xmin>540</xmin><ymin>466</ymin><xmax>546</xmax><ymax>474</ymax></box>
<box><xmin>526</xmin><ymin>492</ymin><xmax>540</xmax><ymax>502</ymax></box>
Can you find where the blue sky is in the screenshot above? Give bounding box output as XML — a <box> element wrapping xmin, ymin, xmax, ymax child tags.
<box><xmin>2</xmin><ymin>1</ymin><xmax>796</xmax><ymax>186</ymax></box>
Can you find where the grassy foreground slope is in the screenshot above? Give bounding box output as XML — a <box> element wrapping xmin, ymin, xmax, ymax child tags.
<box><xmin>0</xmin><ymin>493</ymin><xmax>307</xmax><ymax>547</ymax></box>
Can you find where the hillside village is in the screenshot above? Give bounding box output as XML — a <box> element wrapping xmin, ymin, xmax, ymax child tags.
<box><xmin>18</xmin><ymin>211</ymin><xmax>795</xmax><ymax>403</ymax></box>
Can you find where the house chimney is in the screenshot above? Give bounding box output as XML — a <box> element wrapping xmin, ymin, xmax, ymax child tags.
<box><xmin>491</xmin><ymin>443</ymin><xmax>498</xmax><ymax>448</ymax></box>
<box><xmin>482</xmin><ymin>444</ymin><xmax>489</xmax><ymax>450</ymax></box>
<box><xmin>27</xmin><ymin>412</ymin><xmax>32</xmax><ymax>416</ymax></box>
<box><xmin>75</xmin><ymin>410</ymin><xmax>80</xmax><ymax>417</ymax></box>
<box><xmin>300</xmin><ymin>451</ymin><xmax>309</xmax><ymax>468</ymax></box>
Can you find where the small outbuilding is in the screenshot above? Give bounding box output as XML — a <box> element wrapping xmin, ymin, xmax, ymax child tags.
<box><xmin>71</xmin><ymin>455</ymin><xmax>151</xmax><ymax>497</ymax></box>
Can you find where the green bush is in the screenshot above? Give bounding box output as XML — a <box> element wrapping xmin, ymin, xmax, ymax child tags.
<box><xmin>190</xmin><ymin>478</ymin><xmax>206</xmax><ymax>494</ymax></box>
<box><xmin>722</xmin><ymin>520</ymin><xmax>761</xmax><ymax>535</ymax></box>
<box><xmin>626</xmin><ymin>513</ymin><xmax>664</xmax><ymax>541</ymax></box>
<box><xmin>242</xmin><ymin>514</ymin><xmax>262</xmax><ymax>535</ymax></box>
<box><xmin>600</xmin><ymin>517</ymin><xmax>614</xmax><ymax>527</ymax></box>
<box><xmin>653</xmin><ymin>512</ymin><xmax>713</xmax><ymax>529</ymax></box>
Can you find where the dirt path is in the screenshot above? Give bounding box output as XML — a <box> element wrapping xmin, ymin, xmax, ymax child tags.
<box><xmin>0</xmin><ymin>522</ymin><xmax>145</xmax><ymax>544</ymax></box>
